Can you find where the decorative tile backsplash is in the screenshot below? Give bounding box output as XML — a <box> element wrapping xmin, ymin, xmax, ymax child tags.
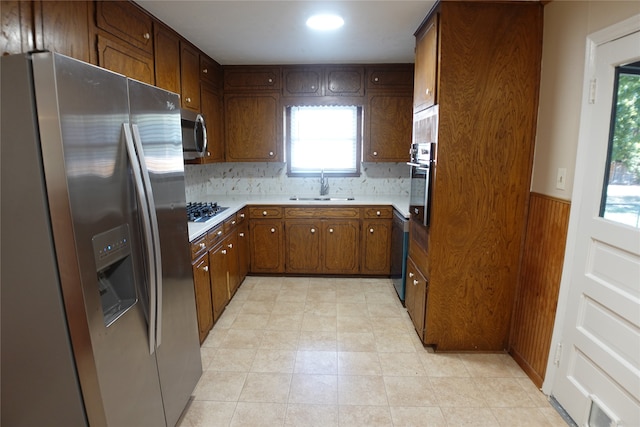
<box><xmin>185</xmin><ymin>162</ymin><xmax>410</xmax><ymax>200</ymax></box>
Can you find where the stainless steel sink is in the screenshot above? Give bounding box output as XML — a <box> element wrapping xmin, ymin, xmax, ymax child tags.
<box><xmin>289</xmin><ymin>196</ymin><xmax>355</xmax><ymax>201</ymax></box>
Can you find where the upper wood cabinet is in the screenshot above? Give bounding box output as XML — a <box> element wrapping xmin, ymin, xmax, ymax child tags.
<box><xmin>153</xmin><ymin>23</ymin><xmax>181</xmax><ymax>94</ymax></box>
<box><xmin>413</xmin><ymin>13</ymin><xmax>438</xmax><ymax>112</ymax></box>
<box><xmin>366</xmin><ymin>65</ymin><xmax>414</xmax><ymax>92</ymax></box>
<box><xmin>199</xmin><ymin>82</ymin><xmax>225</xmax><ymax>162</ymax></box>
<box><xmin>180</xmin><ymin>42</ymin><xmax>201</xmax><ymax>112</ymax></box>
<box><xmin>325</xmin><ymin>66</ymin><xmax>364</xmax><ymax>97</ymax></box>
<box><xmin>34</xmin><ymin>1</ymin><xmax>92</xmax><ymax>64</ymax></box>
<box><xmin>364</xmin><ymin>93</ymin><xmax>413</xmax><ymax>162</ymax></box>
<box><xmin>95</xmin><ymin>0</ymin><xmax>153</xmax><ymax>53</ymax></box>
<box><xmin>200</xmin><ymin>55</ymin><xmax>221</xmax><ymax>89</ymax></box>
<box><xmin>282</xmin><ymin>66</ymin><xmax>323</xmax><ymax>97</ymax></box>
<box><xmin>96</xmin><ymin>34</ymin><xmax>154</xmax><ymax>85</ymax></box>
<box><xmin>224</xmin><ymin>66</ymin><xmax>281</xmax><ymax>92</ymax></box>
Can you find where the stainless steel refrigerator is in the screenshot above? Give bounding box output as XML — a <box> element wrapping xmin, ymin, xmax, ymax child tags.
<box><xmin>1</xmin><ymin>52</ymin><xmax>202</xmax><ymax>427</ymax></box>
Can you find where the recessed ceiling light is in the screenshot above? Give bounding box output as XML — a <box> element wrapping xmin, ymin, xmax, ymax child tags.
<box><xmin>306</xmin><ymin>14</ymin><xmax>344</xmax><ymax>31</ymax></box>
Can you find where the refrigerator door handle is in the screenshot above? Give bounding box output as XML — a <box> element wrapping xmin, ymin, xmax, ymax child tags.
<box><xmin>122</xmin><ymin>123</ymin><xmax>157</xmax><ymax>355</ymax></box>
<box><xmin>131</xmin><ymin>123</ymin><xmax>163</xmax><ymax>348</ymax></box>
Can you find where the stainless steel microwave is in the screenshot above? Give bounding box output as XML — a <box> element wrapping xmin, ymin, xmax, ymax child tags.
<box><xmin>181</xmin><ymin>110</ymin><xmax>207</xmax><ymax>159</ymax></box>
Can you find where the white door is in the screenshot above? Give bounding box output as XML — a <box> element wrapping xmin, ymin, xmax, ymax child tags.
<box><xmin>546</xmin><ymin>20</ymin><xmax>640</xmax><ymax>427</ymax></box>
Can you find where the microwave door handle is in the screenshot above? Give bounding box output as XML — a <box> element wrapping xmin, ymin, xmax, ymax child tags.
<box><xmin>131</xmin><ymin>124</ymin><xmax>163</xmax><ymax>348</ymax></box>
<box><xmin>122</xmin><ymin>124</ymin><xmax>157</xmax><ymax>355</ymax></box>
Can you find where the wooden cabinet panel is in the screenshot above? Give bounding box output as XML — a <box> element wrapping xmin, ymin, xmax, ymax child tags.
<box><xmin>95</xmin><ymin>0</ymin><xmax>152</xmax><ymax>53</ymax></box>
<box><xmin>249</xmin><ymin>206</ymin><xmax>283</xmax><ymax>219</ymax></box>
<box><xmin>405</xmin><ymin>257</ymin><xmax>427</xmax><ymax>340</ymax></box>
<box><xmin>283</xmin><ymin>66</ymin><xmax>322</xmax><ymax>97</ymax></box>
<box><xmin>199</xmin><ymin>82</ymin><xmax>225</xmax><ymax>162</ymax></box>
<box><xmin>249</xmin><ymin>219</ymin><xmax>284</xmax><ymax>273</ymax></box>
<box><xmin>285</xmin><ymin>207</ymin><xmax>359</xmax><ymax>219</ymax></box>
<box><xmin>322</xmin><ymin>220</ymin><xmax>359</xmax><ymax>274</ymax></box>
<box><xmin>192</xmin><ymin>253</ymin><xmax>213</xmax><ymax>343</ymax></box>
<box><xmin>366</xmin><ymin>65</ymin><xmax>414</xmax><ymax>92</ymax></box>
<box><xmin>180</xmin><ymin>42</ymin><xmax>200</xmax><ymax>112</ymax></box>
<box><xmin>200</xmin><ymin>55</ymin><xmax>221</xmax><ymax>87</ymax></box>
<box><xmin>1</xmin><ymin>0</ymin><xmax>34</xmax><ymax>56</ymax></box>
<box><xmin>35</xmin><ymin>1</ymin><xmax>91</xmax><ymax>63</ymax></box>
<box><xmin>225</xmin><ymin>233</ymin><xmax>240</xmax><ymax>297</ymax></box>
<box><xmin>153</xmin><ymin>23</ymin><xmax>181</xmax><ymax>94</ymax></box>
<box><xmin>224</xmin><ymin>66</ymin><xmax>281</xmax><ymax>91</ymax></box>
<box><xmin>225</xmin><ymin>93</ymin><xmax>281</xmax><ymax>161</ymax></box>
<box><xmin>325</xmin><ymin>66</ymin><xmax>364</xmax><ymax>96</ymax></box>
<box><xmin>96</xmin><ymin>34</ymin><xmax>154</xmax><ymax>85</ymax></box>
<box><xmin>237</xmin><ymin>221</ymin><xmax>250</xmax><ymax>283</ymax></box>
<box><xmin>364</xmin><ymin>94</ymin><xmax>413</xmax><ymax>162</ymax></box>
<box><xmin>363</xmin><ymin>206</ymin><xmax>393</xmax><ymax>219</ymax></box>
<box><xmin>361</xmin><ymin>219</ymin><xmax>392</xmax><ymax>275</ymax></box>
<box><xmin>413</xmin><ymin>14</ymin><xmax>438</xmax><ymax>112</ymax></box>
<box><xmin>285</xmin><ymin>220</ymin><xmax>322</xmax><ymax>274</ymax></box>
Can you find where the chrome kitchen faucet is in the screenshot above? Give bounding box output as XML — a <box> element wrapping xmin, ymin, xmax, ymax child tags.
<box><xmin>320</xmin><ymin>169</ymin><xmax>329</xmax><ymax>196</ymax></box>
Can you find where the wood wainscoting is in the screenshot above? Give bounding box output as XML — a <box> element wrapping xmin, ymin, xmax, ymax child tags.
<box><xmin>509</xmin><ymin>192</ymin><xmax>570</xmax><ymax>388</ymax></box>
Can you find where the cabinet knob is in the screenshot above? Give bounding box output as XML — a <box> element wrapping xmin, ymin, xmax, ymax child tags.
<box><xmin>376</xmin><ymin>211</ymin><xmax>381</xmax><ymax>216</ymax></box>
<box><xmin>221</xmin><ymin>249</ymin><xmax>227</xmax><ymax>255</ymax></box>
<box><xmin>202</xmin><ymin>68</ymin><xmax>208</xmax><ymax>74</ymax></box>
<box><xmin>268</xmin><ymin>78</ymin><xmax>273</xmax><ymax>83</ymax></box>
<box><xmin>373</xmin><ymin>77</ymin><xmax>380</xmax><ymax>82</ymax></box>
<box><xmin>311</xmin><ymin>85</ymin><xmax>316</xmax><ymax>90</ymax></box>
<box><xmin>269</xmin><ymin>151</ymin><xmax>274</xmax><ymax>157</ymax></box>
<box><xmin>199</xmin><ymin>242</ymin><xmax>206</xmax><ymax>249</ymax></box>
<box><xmin>217</xmin><ymin>230</ymin><xmax>223</xmax><ymax>236</ymax></box>
<box><xmin>263</xmin><ymin>211</ymin><xmax>268</xmax><ymax>216</ymax></box>
<box><xmin>143</xmin><ymin>32</ymin><xmax>150</xmax><ymax>40</ymax></box>
<box><xmin>373</xmin><ymin>151</ymin><xmax>378</xmax><ymax>156</ymax></box>
<box><xmin>425</xmin><ymin>88</ymin><xmax>431</xmax><ymax>96</ymax></box>
<box><xmin>203</xmin><ymin>266</ymin><xmax>209</xmax><ymax>272</ymax></box>
<box><xmin>409</xmin><ymin>272</ymin><xmax>414</xmax><ymax>278</ymax></box>
<box><xmin>329</xmin><ymin>228</ymin><xmax>334</xmax><ymax>233</ymax></box>
<box><xmin>369</xmin><ymin>228</ymin><xmax>374</xmax><ymax>233</ymax></box>
<box><xmin>240</xmin><ymin>213</ymin><xmax>245</xmax><ymax>218</ymax></box>
<box><xmin>239</xmin><ymin>232</ymin><xmax>245</xmax><ymax>237</ymax></box>
<box><xmin>232</xmin><ymin>220</ymin><xmax>236</xmax><ymax>225</ymax></box>
<box><xmin>270</xmin><ymin>228</ymin><xmax>276</xmax><ymax>233</ymax></box>
<box><xmin>413</xmin><ymin>279</ymin><xmax>419</xmax><ymax>286</ymax></box>
<box><xmin>228</xmin><ymin>243</ymin><xmax>233</xmax><ymax>249</ymax></box>
<box><xmin>186</xmin><ymin>97</ymin><xmax>192</xmax><ymax>103</ymax></box>
<box><xmin>310</xmin><ymin>228</ymin><xmax>316</xmax><ymax>234</ymax></box>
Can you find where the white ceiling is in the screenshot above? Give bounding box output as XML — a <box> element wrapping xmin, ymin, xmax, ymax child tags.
<box><xmin>135</xmin><ymin>1</ymin><xmax>437</xmax><ymax>65</ymax></box>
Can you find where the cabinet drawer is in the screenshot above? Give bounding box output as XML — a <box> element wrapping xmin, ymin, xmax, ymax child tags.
<box><xmin>224</xmin><ymin>214</ymin><xmax>238</xmax><ymax>234</ymax></box>
<box><xmin>285</xmin><ymin>207</ymin><xmax>360</xmax><ymax>219</ymax></box>
<box><xmin>363</xmin><ymin>206</ymin><xmax>393</xmax><ymax>219</ymax></box>
<box><xmin>206</xmin><ymin>223</ymin><xmax>225</xmax><ymax>246</ymax></box>
<box><xmin>236</xmin><ymin>208</ymin><xmax>248</xmax><ymax>224</ymax></box>
<box><xmin>249</xmin><ymin>206</ymin><xmax>283</xmax><ymax>219</ymax></box>
<box><xmin>190</xmin><ymin>235</ymin><xmax>208</xmax><ymax>260</ymax></box>
<box><xmin>224</xmin><ymin>66</ymin><xmax>281</xmax><ymax>91</ymax></box>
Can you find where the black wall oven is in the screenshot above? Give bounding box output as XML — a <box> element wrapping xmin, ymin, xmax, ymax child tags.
<box><xmin>408</xmin><ymin>106</ymin><xmax>438</xmax><ymax>227</ymax></box>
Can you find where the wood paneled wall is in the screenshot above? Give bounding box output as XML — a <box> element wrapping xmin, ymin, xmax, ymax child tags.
<box><xmin>509</xmin><ymin>192</ymin><xmax>570</xmax><ymax>388</ymax></box>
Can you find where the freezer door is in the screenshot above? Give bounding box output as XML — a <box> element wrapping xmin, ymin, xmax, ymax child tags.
<box><xmin>32</xmin><ymin>53</ymin><xmax>167</xmax><ymax>427</ymax></box>
<box><xmin>128</xmin><ymin>79</ymin><xmax>202</xmax><ymax>426</ymax></box>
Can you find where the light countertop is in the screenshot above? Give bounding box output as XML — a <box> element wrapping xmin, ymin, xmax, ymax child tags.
<box><xmin>187</xmin><ymin>194</ymin><xmax>410</xmax><ymax>241</ymax></box>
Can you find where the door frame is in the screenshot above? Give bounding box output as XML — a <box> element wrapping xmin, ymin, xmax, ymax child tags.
<box><xmin>542</xmin><ymin>14</ymin><xmax>640</xmax><ymax>396</ymax></box>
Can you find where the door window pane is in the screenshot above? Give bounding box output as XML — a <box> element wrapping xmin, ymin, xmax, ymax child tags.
<box><xmin>601</xmin><ymin>61</ymin><xmax>640</xmax><ymax>228</ymax></box>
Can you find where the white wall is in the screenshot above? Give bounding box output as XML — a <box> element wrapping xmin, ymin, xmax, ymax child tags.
<box><xmin>532</xmin><ymin>0</ymin><xmax>640</xmax><ymax>200</ymax></box>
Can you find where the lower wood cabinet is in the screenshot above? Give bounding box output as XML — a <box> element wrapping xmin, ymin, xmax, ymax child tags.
<box><xmin>191</xmin><ymin>252</ymin><xmax>213</xmax><ymax>344</ymax></box>
<box><xmin>237</xmin><ymin>221</ymin><xmax>250</xmax><ymax>286</ymax></box>
<box><xmin>249</xmin><ymin>219</ymin><xmax>285</xmax><ymax>273</ymax></box>
<box><xmin>405</xmin><ymin>256</ymin><xmax>428</xmax><ymax>340</ymax></box>
<box><xmin>322</xmin><ymin>220</ymin><xmax>360</xmax><ymax>274</ymax></box>
<box><xmin>361</xmin><ymin>218</ymin><xmax>392</xmax><ymax>275</ymax></box>
<box><xmin>209</xmin><ymin>239</ymin><xmax>230</xmax><ymax>322</ymax></box>
<box><xmin>285</xmin><ymin>219</ymin><xmax>321</xmax><ymax>274</ymax></box>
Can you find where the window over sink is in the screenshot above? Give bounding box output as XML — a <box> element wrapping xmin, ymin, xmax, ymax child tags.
<box><xmin>285</xmin><ymin>105</ymin><xmax>362</xmax><ymax>177</ymax></box>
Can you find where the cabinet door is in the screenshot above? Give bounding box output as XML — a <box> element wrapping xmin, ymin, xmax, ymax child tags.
<box><xmin>325</xmin><ymin>66</ymin><xmax>364</xmax><ymax>97</ymax></box>
<box><xmin>225</xmin><ymin>94</ymin><xmax>281</xmax><ymax>162</ymax></box>
<box><xmin>199</xmin><ymin>82</ymin><xmax>225</xmax><ymax>162</ymax></box>
<box><xmin>226</xmin><ymin>233</ymin><xmax>240</xmax><ymax>297</ymax></box>
<box><xmin>283</xmin><ymin>66</ymin><xmax>322</xmax><ymax>97</ymax></box>
<box><xmin>322</xmin><ymin>219</ymin><xmax>360</xmax><ymax>274</ymax></box>
<box><xmin>249</xmin><ymin>220</ymin><xmax>284</xmax><ymax>273</ymax></box>
<box><xmin>405</xmin><ymin>257</ymin><xmax>427</xmax><ymax>341</ymax></box>
<box><xmin>413</xmin><ymin>13</ymin><xmax>438</xmax><ymax>112</ymax></box>
<box><xmin>180</xmin><ymin>42</ymin><xmax>201</xmax><ymax>112</ymax></box>
<box><xmin>364</xmin><ymin>94</ymin><xmax>413</xmax><ymax>161</ymax></box>
<box><xmin>366</xmin><ymin>65</ymin><xmax>414</xmax><ymax>92</ymax></box>
<box><xmin>95</xmin><ymin>0</ymin><xmax>152</xmax><ymax>53</ymax></box>
<box><xmin>224</xmin><ymin>66</ymin><xmax>281</xmax><ymax>91</ymax></box>
<box><xmin>192</xmin><ymin>254</ymin><xmax>213</xmax><ymax>344</ymax></box>
<box><xmin>361</xmin><ymin>219</ymin><xmax>392</xmax><ymax>275</ymax></box>
<box><xmin>209</xmin><ymin>243</ymin><xmax>230</xmax><ymax>322</ymax></box>
<box><xmin>285</xmin><ymin>220</ymin><xmax>322</xmax><ymax>274</ymax></box>
<box><xmin>96</xmin><ymin>34</ymin><xmax>154</xmax><ymax>85</ymax></box>
<box><xmin>237</xmin><ymin>222</ymin><xmax>250</xmax><ymax>283</ymax></box>
<box><xmin>35</xmin><ymin>1</ymin><xmax>91</xmax><ymax>63</ymax></box>
<box><xmin>154</xmin><ymin>23</ymin><xmax>180</xmax><ymax>93</ymax></box>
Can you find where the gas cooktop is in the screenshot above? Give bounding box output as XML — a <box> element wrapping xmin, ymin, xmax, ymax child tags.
<box><xmin>186</xmin><ymin>202</ymin><xmax>228</xmax><ymax>223</ymax></box>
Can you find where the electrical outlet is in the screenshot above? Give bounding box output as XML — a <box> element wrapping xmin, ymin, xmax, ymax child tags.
<box><xmin>556</xmin><ymin>168</ymin><xmax>567</xmax><ymax>190</ymax></box>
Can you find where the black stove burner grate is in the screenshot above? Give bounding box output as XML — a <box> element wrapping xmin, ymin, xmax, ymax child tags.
<box><xmin>187</xmin><ymin>202</ymin><xmax>228</xmax><ymax>223</ymax></box>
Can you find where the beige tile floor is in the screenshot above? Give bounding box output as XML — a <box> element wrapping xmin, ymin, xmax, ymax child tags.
<box><xmin>177</xmin><ymin>276</ymin><xmax>568</xmax><ymax>427</ymax></box>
